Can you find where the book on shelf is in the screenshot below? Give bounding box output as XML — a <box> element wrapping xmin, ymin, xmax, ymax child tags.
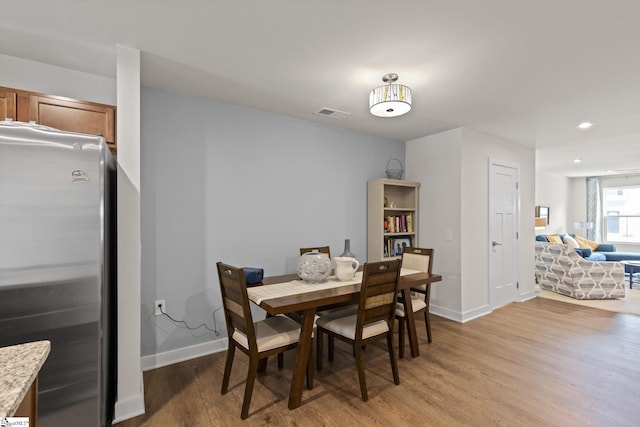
<box><xmin>383</xmin><ymin>212</ymin><xmax>414</xmax><ymax>234</ymax></box>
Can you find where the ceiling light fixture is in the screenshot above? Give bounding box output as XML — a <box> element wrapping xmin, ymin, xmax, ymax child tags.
<box><xmin>577</xmin><ymin>121</ymin><xmax>593</xmax><ymax>129</ymax></box>
<box><xmin>573</xmin><ymin>158</ymin><xmax>582</xmax><ymax>163</ymax></box>
<box><xmin>369</xmin><ymin>73</ymin><xmax>412</xmax><ymax>117</ymax></box>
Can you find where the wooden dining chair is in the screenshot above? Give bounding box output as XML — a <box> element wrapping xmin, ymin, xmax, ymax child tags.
<box><xmin>299</xmin><ymin>245</ymin><xmax>331</xmax><ymax>257</ymax></box>
<box><xmin>217</xmin><ymin>261</ymin><xmax>313</xmax><ymax>419</ymax></box>
<box><xmin>315</xmin><ymin>259</ymin><xmax>401</xmax><ymax>401</ymax></box>
<box><xmin>299</xmin><ymin>245</ymin><xmax>360</xmax><ymax>370</ymax></box>
<box><xmin>396</xmin><ymin>247</ymin><xmax>434</xmax><ymax>358</ymax></box>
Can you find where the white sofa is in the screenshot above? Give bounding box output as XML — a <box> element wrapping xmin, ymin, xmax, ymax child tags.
<box><xmin>535</xmin><ymin>242</ymin><xmax>626</xmax><ymax>299</ymax></box>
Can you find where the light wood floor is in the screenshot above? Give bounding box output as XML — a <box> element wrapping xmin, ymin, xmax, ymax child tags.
<box><xmin>114</xmin><ymin>298</ymin><xmax>640</xmax><ymax>426</ymax></box>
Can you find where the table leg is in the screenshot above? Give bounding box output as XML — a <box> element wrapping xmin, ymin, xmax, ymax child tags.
<box><xmin>400</xmin><ymin>288</ymin><xmax>420</xmax><ymax>358</ymax></box>
<box><xmin>425</xmin><ymin>283</ymin><xmax>432</xmax><ymax>343</ymax></box>
<box><xmin>288</xmin><ymin>307</ymin><xmax>316</xmax><ymax>410</ymax></box>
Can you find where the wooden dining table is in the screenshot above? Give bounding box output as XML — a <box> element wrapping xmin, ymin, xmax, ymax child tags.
<box><xmin>247</xmin><ymin>269</ymin><xmax>442</xmax><ymax>410</ymax></box>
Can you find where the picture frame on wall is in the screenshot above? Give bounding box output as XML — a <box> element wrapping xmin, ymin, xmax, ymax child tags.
<box><xmin>535</xmin><ymin>206</ymin><xmax>550</xmax><ymax>225</ymax></box>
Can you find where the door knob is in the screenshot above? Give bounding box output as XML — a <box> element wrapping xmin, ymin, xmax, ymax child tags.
<box><xmin>492</xmin><ymin>241</ymin><xmax>503</xmax><ymax>247</ymax></box>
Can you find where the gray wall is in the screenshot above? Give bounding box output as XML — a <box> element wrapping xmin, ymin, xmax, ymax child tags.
<box><xmin>140</xmin><ymin>86</ymin><xmax>404</xmax><ymax>357</ymax></box>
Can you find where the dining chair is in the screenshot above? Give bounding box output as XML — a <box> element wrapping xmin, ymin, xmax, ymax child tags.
<box><xmin>299</xmin><ymin>245</ymin><xmax>360</xmax><ymax>369</ymax></box>
<box><xmin>217</xmin><ymin>261</ymin><xmax>313</xmax><ymax>419</ymax></box>
<box><xmin>396</xmin><ymin>247</ymin><xmax>434</xmax><ymax>359</ymax></box>
<box><xmin>299</xmin><ymin>245</ymin><xmax>331</xmax><ymax>257</ymax></box>
<box><xmin>315</xmin><ymin>259</ymin><xmax>401</xmax><ymax>401</ymax></box>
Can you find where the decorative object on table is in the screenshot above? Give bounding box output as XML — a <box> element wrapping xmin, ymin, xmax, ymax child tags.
<box><xmin>334</xmin><ymin>256</ymin><xmax>360</xmax><ymax>281</ymax></box>
<box><xmin>385</xmin><ymin>158</ymin><xmax>405</xmax><ymax>180</ymax></box>
<box><xmin>243</xmin><ymin>267</ymin><xmax>264</xmax><ymax>285</ymax></box>
<box><xmin>340</xmin><ymin>238</ymin><xmax>355</xmax><ymax>258</ymax></box>
<box><xmin>297</xmin><ymin>250</ymin><xmax>331</xmax><ymax>283</ymax></box>
<box><xmin>369</xmin><ymin>73</ymin><xmax>412</xmax><ymax>117</ymax></box>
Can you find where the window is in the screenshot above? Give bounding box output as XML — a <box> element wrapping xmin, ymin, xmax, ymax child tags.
<box><xmin>603</xmin><ymin>186</ymin><xmax>640</xmax><ymax>243</ymax></box>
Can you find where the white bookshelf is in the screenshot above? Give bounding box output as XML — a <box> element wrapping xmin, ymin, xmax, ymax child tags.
<box><xmin>367</xmin><ymin>178</ymin><xmax>420</xmax><ymax>262</ymax></box>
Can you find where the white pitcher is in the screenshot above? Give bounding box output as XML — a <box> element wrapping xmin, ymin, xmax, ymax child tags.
<box><xmin>334</xmin><ymin>256</ymin><xmax>360</xmax><ymax>281</ymax></box>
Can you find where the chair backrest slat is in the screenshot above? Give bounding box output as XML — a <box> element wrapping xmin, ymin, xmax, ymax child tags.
<box><xmin>365</xmin><ymin>292</ymin><xmax>395</xmax><ymax>310</ymax></box>
<box><xmin>300</xmin><ymin>246</ymin><xmax>331</xmax><ymax>258</ymax></box>
<box><xmin>358</xmin><ymin>260</ymin><xmax>401</xmax><ymax>331</ymax></box>
<box><xmin>225</xmin><ymin>297</ymin><xmax>245</xmax><ymax>318</ymax></box>
<box><xmin>217</xmin><ymin>262</ymin><xmax>255</xmax><ymax>341</ymax></box>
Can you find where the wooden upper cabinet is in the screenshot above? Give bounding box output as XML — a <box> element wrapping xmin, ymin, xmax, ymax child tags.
<box><xmin>29</xmin><ymin>94</ymin><xmax>116</xmax><ymax>153</ymax></box>
<box><xmin>0</xmin><ymin>88</ymin><xmax>17</xmax><ymax>120</ymax></box>
<box><xmin>0</xmin><ymin>86</ymin><xmax>116</xmax><ymax>154</ymax></box>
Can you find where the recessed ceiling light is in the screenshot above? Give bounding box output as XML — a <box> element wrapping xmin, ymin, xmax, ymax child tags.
<box><xmin>573</xmin><ymin>158</ymin><xmax>582</xmax><ymax>163</ymax></box>
<box><xmin>577</xmin><ymin>122</ymin><xmax>593</xmax><ymax>129</ymax></box>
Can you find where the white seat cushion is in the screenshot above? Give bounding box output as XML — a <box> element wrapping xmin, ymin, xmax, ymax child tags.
<box><xmin>232</xmin><ymin>315</ymin><xmax>301</xmax><ymax>352</ymax></box>
<box><xmin>411</xmin><ymin>283</ymin><xmax>427</xmax><ymax>292</ymax></box>
<box><xmin>395</xmin><ymin>297</ymin><xmax>427</xmax><ymax>317</ymax></box>
<box><xmin>316</xmin><ymin>312</ymin><xmax>389</xmax><ymax>340</ymax></box>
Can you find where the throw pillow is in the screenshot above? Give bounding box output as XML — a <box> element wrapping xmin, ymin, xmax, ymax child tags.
<box><xmin>575</xmin><ymin>235</ymin><xmax>600</xmax><ymax>250</ymax></box>
<box><xmin>547</xmin><ymin>234</ymin><xmax>562</xmax><ymax>243</ymax></box>
<box><xmin>563</xmin><ymin>235</ymin><xmax>580</xmax><ymax>248</ymax></box>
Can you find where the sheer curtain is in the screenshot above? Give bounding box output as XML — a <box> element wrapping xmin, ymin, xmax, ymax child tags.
<box><xmin>586</xmin><ymin>177</ymin><xmax>601</xmax><ymax>241</ymax></box>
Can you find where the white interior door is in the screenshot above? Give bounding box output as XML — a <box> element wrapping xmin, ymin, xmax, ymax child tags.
<box><xmin>489</xmin><ymin>160</ymin><xmax>519</xmax><ymax>309</ymax></box>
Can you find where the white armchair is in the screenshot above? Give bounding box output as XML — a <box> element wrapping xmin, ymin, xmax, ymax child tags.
<box><xmin>535</xmin><ymin>242</ymin><xmax>626</xmax><ymax>299</ymax></box>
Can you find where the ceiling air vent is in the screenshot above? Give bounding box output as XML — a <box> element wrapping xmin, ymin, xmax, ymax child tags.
<box><xmin>314</xmin><ymin>107</ymin><xmax>351</xmax><ymax>120</ymax></box>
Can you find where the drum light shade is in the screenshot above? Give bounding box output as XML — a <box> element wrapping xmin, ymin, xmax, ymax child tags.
<box><xmin>369</xmin><ymin>73</ymin><xmax>412</xmax><ymax>117</ymax></box>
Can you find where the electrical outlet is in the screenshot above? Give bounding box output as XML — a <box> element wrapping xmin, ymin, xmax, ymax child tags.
<box><xmin>155</xmin><ymin>299</ymin><xmax>166</xmax><ymax>316</ymax></box>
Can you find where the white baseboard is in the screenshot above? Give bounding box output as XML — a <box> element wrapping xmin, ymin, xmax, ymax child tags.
<box><xmin>141</xmin><ymin>338</ymin><xmax>228</xmax><ymax>371</ymax></box>
<box><xmin>430</xmin><ymin>304</ymin><xmax>463</xmax><ymax>322</ymax></box>
<box><xmin>460</xmin><ymin>304</ymin><xmax>492</xmax><ymax>322</ymax></box>
<box><xmin>430</xmin><ymin>303</ymin><xmax>492</xmax><ymax>323</ymax></box>
<box><xmin>113</xmin><ymin>393</ymin><xmax>145</xmax><ymax>424</ymax></box>
<box><xmin>519</xmin><ymin>289</ymin><xmax>538</xmax><ymax>302</ymax></box>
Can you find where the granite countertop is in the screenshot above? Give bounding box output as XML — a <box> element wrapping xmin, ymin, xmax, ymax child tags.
<box><xmin>0</xmin><ymin>340</ymin><xmax>50</xmax><ymax>417</ymax></box>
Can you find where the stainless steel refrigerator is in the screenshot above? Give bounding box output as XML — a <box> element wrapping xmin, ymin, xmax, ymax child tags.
<box><xmin>0</xmin><ymin>121</ymin><xmax>116</xmax><ymax>426</ymax></box>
